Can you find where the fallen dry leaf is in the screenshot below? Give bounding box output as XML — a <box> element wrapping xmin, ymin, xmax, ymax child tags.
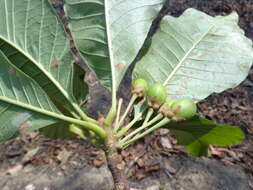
<box><xmin>160</xmin><ymin>137</ymin><xmax>172</xmax><ymax>149</ymax></box>
<box><xmin>93</xmin><ymin>159</ymin><xmax>104</xmax><ymax>167</ymax></box>
<box><xmin>57</xmin><ymin>148</ymin><xmax>71</xmax><ymax>165</ymax></box>
<box><xmin>22</xmin><ymin>147</ymin><xmax>39</xmax><ymax>163</ymax></box>
<box><xmin>6</xmin><ymin>164</ymin><xmax>23</xmax><ymax>175</ymax></box>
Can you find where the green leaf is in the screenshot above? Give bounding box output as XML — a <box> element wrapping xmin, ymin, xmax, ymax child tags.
<box><xmin>134</xmin><ymin>8</ymin><xmax>253</xmax><ymax>101</ymax></box>
<box><xmin>186</xmin><ymin>141</ymin><xmax>209</xmax><ymax>157</ymax></box>
<box><xmin>64</xmin><ymin>0</ymin><xmax>165</xmax><ymax>102</ymax></box>
<box><xmin>72</xmin><ymin>64</ymin><xmax>89</xmax><ymax>108</ymax></box>
<box><xmin>40</xmin><ymin>122</ymin><xmax>77</xmax><ymax>140</ymax></box>
<box><xmin>0</xmin><ymin>0</ymin><xmax>88</xmax><ymax>119</ymax></box>
<box><xmin>0</xmin><ymin>50</ymin><xmax>106</xmax><ymax>142</ymax></box>
<box><xmin>133</xmin><ymin>102</ymin><xmax>148</xmax><ymax>121</ymax></box>
<box><xmin>0</xmin><ymin>50</ymin><xmax>62</xmax><ymax>142</ymax></box>
<box><xmin>164</xmin><ymin>116</ymin><xmax>245</xmax><ymax>156</ymax></box>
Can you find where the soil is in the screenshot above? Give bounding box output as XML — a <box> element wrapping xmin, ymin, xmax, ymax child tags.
<box><xmin>1</xmin><ymin>0</ymin><xmax>253</xmax><ymax>190</ymax></box>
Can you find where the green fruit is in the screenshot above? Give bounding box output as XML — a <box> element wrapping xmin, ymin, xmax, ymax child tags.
<box><xmin>171</xmin><ymin>98</ymin><xmax>197</xmax><ymax>119</ymax></box>
<box><xmin>147</xmin><ymin>83</ymin><xmax>167</xmax><ymax>109</ymax></box>
<box><xmin>131</xmin><ymin>78</ymin><xmax>148</xmax><ymax>97</ymax></box>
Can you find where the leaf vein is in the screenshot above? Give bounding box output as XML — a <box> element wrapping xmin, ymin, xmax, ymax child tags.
<box><xmin>163</xmin><ymin>22</ymin><xmax>215</xmax><ymax>86</ymax></box>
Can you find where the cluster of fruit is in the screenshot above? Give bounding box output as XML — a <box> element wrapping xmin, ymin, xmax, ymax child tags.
<box><xmin>132</xmin><ymin>78</ymin><xmax>197</xmax><ymax>122</ymax></box>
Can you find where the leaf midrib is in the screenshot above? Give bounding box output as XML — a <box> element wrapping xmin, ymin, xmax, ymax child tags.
<box><xmin>0</xmin><ymin>95</ymin><xmax>105</xmax><ymax>138</ymax></box>
<box><xmin>104</xmin><ymin>0</ymin><xmax>116</xmax><ymax>96</ymax></box>
<box><xmin>163</xmin><ymin>21</ymin><xmax>216</xmax><ymax>86</ymax></box>
<box><xmin>0</xmin><ymin>96</ymin><xmax>64</xmax><ymax>121</ymax></box>
<box><xmin>104</xmin><ymin>0</ymin><xmax>116</xmax><ymax>103</ymax></box>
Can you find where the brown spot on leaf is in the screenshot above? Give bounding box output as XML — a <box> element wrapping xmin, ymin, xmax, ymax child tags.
<box><xmin>236</xmin><ymin>63</ymin><xmax>244</xmax><ymax>71</ymax></box>
<box><xmin>18</xmin><ymin>121</ymin><xmax>30</xmax><ymax>134</ymax></box>
<box><xmin>9</xmin><ymin>67</ymin><xmax>16</xmax><ymax>74</ymax></box>
<box><xmin>167</xmin><ymin>95</ymin><xmax>175</xmax><ymax>99</ymax></box>
<box><xmin>191</xmin><ymin>52</ymin><xmax>197</xmax><ymax>56</ymax></box>
<box><xmin>180</xmin><ymin>84</ymin><xmax>188</xmax><ymax>90</ymax></box>
<box><xmin>115</xmin><ymin>61</ymin><xmax>126</xmax><ymax>69</ymax></box>
<box><xmin>50</xmin><ymin>60</ymin><xmax>60</xmax><ymax>68</ymax></box>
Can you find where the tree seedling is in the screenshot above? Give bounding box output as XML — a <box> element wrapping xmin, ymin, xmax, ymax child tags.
<box><xmin>0</xmin><ymin>1</ymin><xmax>252</xmax><ymax>189</ymax></box>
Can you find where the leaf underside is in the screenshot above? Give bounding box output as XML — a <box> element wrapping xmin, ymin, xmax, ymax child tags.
<box><xmin>134</xmin><ymin>8</ymin><xmax>253</xmax><ymax>101</ymax></box>
<box><xmin>64</xmin><ymin>0</ymin><xmax>165</xmax><ymax>93</ymax></box>
<box><xmin>0</xmin><ymin>50</ymin><xmax>61</xmax><ymax>142</ymax></box>
<box><xmin>0</xmin><ymin>0</ymin><xmax>80</xmax><ymax>105</ymax></box>
<box><xmin>0</xmin><ymin>0</ymin><xmax>89</xmax><ymax>141</ymax></box>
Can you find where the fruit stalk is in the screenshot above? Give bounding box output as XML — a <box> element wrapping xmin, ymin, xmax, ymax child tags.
<box><xmin>115</xmin><ymin>113</ymin><xmax>142</xmax><ymax>138</ymax></box>
<box><xmin>142</xmin><ymin>108</ymin><xmax>154</xmax><ymax>126</ymax></box>
<box><xmin>118</xmin><ymin>113</ymin><xmax>164</xmax><ymax>146</ymax></box>
<box><xmin>119</xmin><ymin>117</ymin><xmax>170</xmax><ymax>148</ymax></box>
<box><xmin>114</xmin><ymin>98</ymin><xmax>124</xmax><ymax>133</ymax></box>
<box><xmin>116</xmin><ymin>94</ymin><xmax>138</xmax><ymax>130</ymax></box>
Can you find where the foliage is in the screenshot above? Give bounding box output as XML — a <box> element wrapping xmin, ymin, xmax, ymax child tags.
<box><xmin>0</xmin><ymin>0</ymin><xmax>252</xmax><ymax>157</ymax></box>
<box><xmin>165</xmin><ymin>116</ymin><xmax>245</xmax><ymax>156</ymax></box>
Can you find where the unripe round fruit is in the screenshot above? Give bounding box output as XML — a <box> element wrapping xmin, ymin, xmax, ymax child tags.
<box><xmin>171</xmin><ymin>98</ymin><xmax>197</xmax><ymax>119</ymax></box>
<box><xmin>131</xmin><ymin>78</ymin><xmax>148</xmax><ymax>97</ymax></box>
<box><xmin>147</xmin><ymin>83</ymin><xmax>167</xmax><ymax>109</ymax></box>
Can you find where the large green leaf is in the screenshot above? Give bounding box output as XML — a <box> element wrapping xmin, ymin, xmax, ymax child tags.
<box><xmin>64</xmin><ymin>0</ymin><xmax>165</xmax><ymax>99</ymax></box>
<box><xmin>0</xmin><ymin>50</ymin><xmax>106</xmax><ymax>142</ymax></box>
<box><xmin>164</xmin><ymin>116</ymin><xmax>245</xmax><ymax>156</ymax></box>
<box><xmin>0</xmin><ymin>50</ymin><xmax>62</xmax><ymax>142</ymax></box>
<box><xmin>134</xmin><ymin>8</ymin><xmax>253</xmax><ymax>101</ymax></box>
<box><xmin>0</xmin><ymin>0</ymin><xmax>87</xmax><ymax>118</ymax></box>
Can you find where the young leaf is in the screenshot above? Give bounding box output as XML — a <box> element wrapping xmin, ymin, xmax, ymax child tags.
<box><xmin>64</xmin><ymin>0</ymin><xmax>165</xmax><ymax>105</ymax></box>
<box><xmin>133</xmin><ymin>8</ymin><xmax>253</xmax><ymax>101</ymax></box>
<box><xmin>0</xmin><ymin>0</ymin><xmax>87</xmax><ymax>119</ymax></box>
<box><xmin>164</xmin><ymin>116</ymin><xmax>245</xmax><ymax>156</ymax></box>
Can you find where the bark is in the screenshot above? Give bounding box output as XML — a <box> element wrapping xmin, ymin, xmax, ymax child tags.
<box><xmin>106</xmin><ymin>151</ymin><xmax>129</xmax><ymax>190</ymax></box>
<box><xmin>105</xmin><ymin>129</ymin><xmax>129</xmax><ymax>190</ymax></box>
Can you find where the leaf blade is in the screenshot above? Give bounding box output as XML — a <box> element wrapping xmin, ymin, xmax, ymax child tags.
<box><xmin>0</xmin><ymin>0</ymin><xmax>88</xmax><ymax>118</ymax></box>
<box><xmin>134</xmin><ymin>8</ymin><xmax>253</xmax><ymax>101</ymax></box>
<box><xmin>164</xmin><ymin>116</ymin><xmax>245</xmax><ymax>156</ymax></box>
<box><xmin>64</xmin><ymin>0</ymin><xmax>165</xmax><ymax>93</ymax></box>
<box><xmin>0</xmin><ymin>49</ymin><xmax>62</xmax><ymax>142</ymax></box>
<box><xmin>0</xmin><ymin>50</ymin><xmax>106</xmax><ymax>142</ymax></box>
